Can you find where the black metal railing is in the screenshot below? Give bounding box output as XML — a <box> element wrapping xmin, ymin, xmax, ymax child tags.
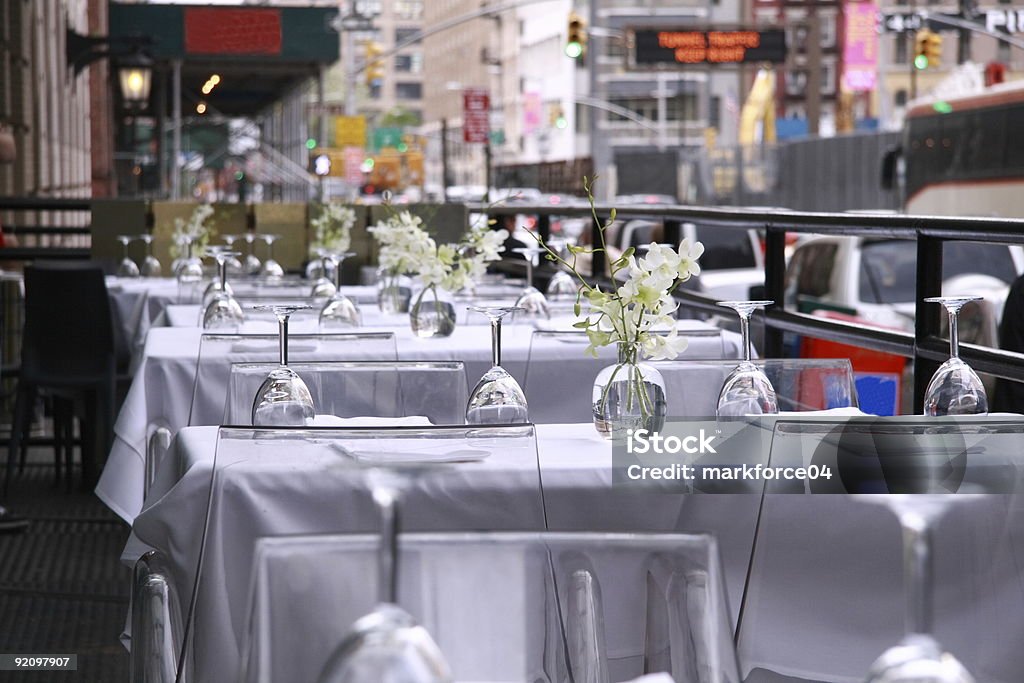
<box><xmin>485</xmin><ymin>202</ymin><xmax>1024</xmax><ymax>412</ymax></box>
<box><xmin>0</xmin><ymin>196</ymin><xmax>91</xmax><ymax>260</ymax></box>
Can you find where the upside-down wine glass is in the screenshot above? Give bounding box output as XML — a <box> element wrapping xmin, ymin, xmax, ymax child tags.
<box><xmin>859</xmin><ymin>496</ymin><xmax>975</xmax><ymax>683</ymax></box>
<box><xmin>317</xmin><ymin>468</ymin><xmax>452</xmax><ymax>683</ymax></box>
<box><xmin>243</xmin><ymin>233</ymin><xmax>261</xmax><ymax>275</ymax></box>
<box><xmin>320</xmin><ymin>252</ymin><xmax>361</xmax><ymax>329</ymax></box>
<box><xmin>202</xmin><ymin>251</ymin><xmax>244</xmax><ymax>330</ymax></box>
<box><xmin>202</xmin><ymin>245</ymin><xmax>233</xmax><ymax>307</ymax></box>
<box><xmin>513</xmin><ymin>246</ymin><xmax>550</xmax><ymax>319</ymax></box>
<box><xmin>139</xmin><ymin>234</ymin><xmax>161</xmax><ymax>278</ymax></box>
<box><xmin>221</xmin><ymin>234</ymin><xmax>244</xmax><ymax>273</ymax></box>
<box><xmin>922</xmin><ymin>296</ymin><xmax>988</xmax><ymax>416</ymax></box>
<box><xmin>716</xmin><ymin>300</ymin><xmax>778</xmax><ymax>417</ymax></box>
<box><xmin>310</xmin><ymin>248</ymin><xmax>337</xmax><ymax>298</ymax></box>
<box><xmin>544</xmin><ymin>238</ymin><xmax>577</xmax><ymax>300</ymax></box>
<box><xmin>250</xmin><ymin>303</ymin><xmax>315</xmax><ymax>426</ymax></box>
<box><xmin>175</xmin><ymin>235</ymin><xmax>204</xmax><ymax>306</ymax></box>
<box><xmin>465</xmin><ymin>306</ymin><xmax>529</xmax><ymax>424</ymax></box>
<box><xmin>116</xmin><ymin>235</ymin><xmax>140</xmax><ymax>278</ymax></box>
<box><xmin>260</xmin><ymin>234</ymin><xmax>285</xmax><ymax>282</ymax></box>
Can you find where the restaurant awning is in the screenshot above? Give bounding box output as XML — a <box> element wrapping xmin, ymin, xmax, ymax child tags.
<box><xmin>108</xmin><ymin>3</ymin><xmax>340</xmax><ymax>117</ymax></box>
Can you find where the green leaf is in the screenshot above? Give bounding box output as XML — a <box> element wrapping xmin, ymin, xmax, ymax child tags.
<box><xmin>609</xmin><ymin>208</ymin><xmax>617</xmax><ymax>221</ymax></box>
<box><xmin>572</xmin><ymin>320</ymin><xmax>590</xmax><ymax>329</ymax></box>
<box><xmin>622</xmin><ymin>246</ymin><xmax>635</xmax><ymax>260</ymax></box>
<box><xmin>573</xmin><ymin>302</ymin><xmax>581</xmax><ymax>316</ymax></box>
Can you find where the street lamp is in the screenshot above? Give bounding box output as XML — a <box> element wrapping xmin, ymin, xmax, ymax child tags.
<box><xmin>117</xmin><ymin>53</ymin><xmax>153</xmax><ymax>110</ymax></box>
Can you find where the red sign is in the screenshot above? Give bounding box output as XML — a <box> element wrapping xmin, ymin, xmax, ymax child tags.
<box><xmin>184</xmin><ymin>8</ymin><xmax>282</xmax><ymax>56</ymax></box>
<box><xmin>462</xmin><ymin>88</ymin><xmax>490</xmax><ymax>144</ymax></box>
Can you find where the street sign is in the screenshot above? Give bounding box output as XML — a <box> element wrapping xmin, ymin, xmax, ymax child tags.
<box><xmin>842</xmin><ymin>1</ymin><xmax>878</xmax><ymax>92</ymax></box>
<box><xmin>880</xmin><ymin>12</ymin><xmax>927</xmax><ymax>33</ymax></box>
<box><xmin>372</xmin><ymin>127</ymin><xmax>404</xmax><ymax>151</ymax></box>
<box><xmin>334</xmin><ymin>115</ymin><xmax>366</xmax><ymax>148</ymax></box>
<box><xmin>881</xmin><ymin>9</ymin><xmax>1024</xmax><ymax>34</ymax></box>
<box><xmin>631</xmin><ymin>28</ymin><xmax>787</xmax><ymax>66</ymax></box>
<box><xmin>343</xmin><ymin>146</ymin><xmax>364</xmax><ymax>185</ymax></box>
<box><xmin>462</xmin><ymin>88</ymin><xmax>490</xmax><ymax>144</ymax></box>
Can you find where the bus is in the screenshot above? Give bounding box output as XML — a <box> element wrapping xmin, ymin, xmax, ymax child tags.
<box><xmin>887</xmin><ymin>79</ymin><xmax>1024</xmax><ymax>216</ymax></box>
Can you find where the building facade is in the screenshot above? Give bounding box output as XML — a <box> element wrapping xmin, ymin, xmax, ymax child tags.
<box><xmin>0</xmin><ymin>0</ymin><xmax>98</xmax><ymax>218</ymax></box>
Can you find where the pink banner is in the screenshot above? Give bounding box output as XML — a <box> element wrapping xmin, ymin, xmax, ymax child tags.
<box><xmin>523</xmin><ymin>92</ymin><xmax>542</xmax><ymax>134</ymax></box>
<box><xmin>842</xmin><ymin>0</ymin><xmax>878</xmax><ymax>92</ymax></box>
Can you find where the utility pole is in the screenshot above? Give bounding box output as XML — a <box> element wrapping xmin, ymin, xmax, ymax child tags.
<box><xmin>654</xmin><ymin>72</ymin><xmax>670</xmax><ymax>151</ymax></box>
<box><xmin>806</xmin><ymin>13</ymin><xmax>823</xmax><ymax>135</ymax></box>
<box><xmin>910</xmin><ymin>0</ymin><xmax>918</xmax><ymax>99</ymax></box>
<box><xmin>171</xmin><ymin>59</ymin><xmax>181</xmax><ymax>200</ymax></box>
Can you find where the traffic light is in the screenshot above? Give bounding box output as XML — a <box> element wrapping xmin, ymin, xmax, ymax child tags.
<box><xmin>914</xmin><ymin>29</ymin><xmax>941</xmax><ymax>69</ymax></box>
<box><xmin>925</xmin><ymin>31</ymin><xmax>942</xmax><ymax>68</ymax></box>
<box><xmin>364</xmin><ymin>41</ymin><xmax>384</xmax><ymax>87</ymax></box>
<box><xmin>566</xmin><ymin>11</ymin><xmax>587</xmax><ymax>60</ymax></box>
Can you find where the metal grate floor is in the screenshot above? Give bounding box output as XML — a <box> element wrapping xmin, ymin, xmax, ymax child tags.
<box><xmin>0</xmin><ymin>460</ymin><xmax>130</xmax><ymax>682</ymax></box>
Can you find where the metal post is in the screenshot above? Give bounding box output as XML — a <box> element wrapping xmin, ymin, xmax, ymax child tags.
<box><xmin>655</xmin><ymin>72</ymin><xmax>668</xmax><ymax>151</ymax></box>
<box><xmin>763</xmin><ymin>226</ymin><xmax>786</xmax><ymax>358</ymax></box>
<box><xmin>484</xmin><ymin>139</ymin><xmax>492</xmax><ymax>203</ymax></box>
<box><xmin>913</xmin><ymin>235</ymin><xmax>942</xmax><ymax>412</ymax></box>
<box><xmin>171</xmin><ymin>59</ymin><xmax>182</xmax><ymax>200</ymax></box>
<box><xmin>155</xmin><ymin>67</ymin><xmax>166</xmax><ymax>197</ymax></box>
<box><xmin>345</xmin><ymin>29</ymin><xmax>357</xmax><ymax>117</ymax></box>
<box><xmin>588</xmin><ymin>0</ymin><xmax>612</xmax><ymax>200</ymax></box>
<box><xmin>441</xmin><ymin>118</ymin><xmax>451</xmax><ymax>202</ymax></box>
<box><xmin>910</xmin><ymin>0</ymin><xmax>918</xmax><ymax>99</ymax></box>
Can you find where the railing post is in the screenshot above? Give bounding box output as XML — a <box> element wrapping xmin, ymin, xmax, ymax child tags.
<box><xmin>763</xmin><ymin>225</ymin><xmax>786</xmax><ymax>358</ymax></box>
<box><xmin>536</xmin><ymin>213</ymin><xmax>551</xmax><ymax>243</ymax></box>
<box><xmin>663</xmin><ymin>219</ymin><xmax>681</xmax><ymax>246</ymax></box>
<box><xmin>914</xmin><ymin>234</ymin><xmax>943</xmax><ymax>412</ymax></box>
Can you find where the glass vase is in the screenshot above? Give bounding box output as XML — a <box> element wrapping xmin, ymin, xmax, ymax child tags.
<box><xmin>592</xmin><ymin>342</ymin><xmax>667</xmax><ymax>439</ymax></box>
<box><xmin>377</xmin><ymin>269</ymin><xmax>413</xmax><ymax>314</ymax></box>
<box><xmin>410</xmin><ymin>285</ymin><xmax>457</xmax><ymax>338</ymax></box>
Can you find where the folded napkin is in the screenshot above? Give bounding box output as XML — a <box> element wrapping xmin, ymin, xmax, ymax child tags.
<box><xmin>624</xmin><ymin>675</ymin><xmax>674</xmax><ymax>683</ymax></box>
<box><xmin>779</xmin><ymin>407</ymin><xmax>868</xmax><ymax>417</ymax></box>
<box><xmin>308</xmin><ymin>415</ymin><xmax>432</xmax><ymax>427</ymax></box>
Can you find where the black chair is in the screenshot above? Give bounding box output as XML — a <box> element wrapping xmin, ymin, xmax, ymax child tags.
<box><xmin>5</xmin><ymin>263</ymin><xmax>126</xmax><ymax>494</ymax></box>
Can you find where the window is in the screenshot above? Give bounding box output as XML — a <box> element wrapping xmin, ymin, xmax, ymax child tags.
<box><xmin>607</xmin><ymin>95</ymin><xmax>698</xmax><ymax>123</ymax></box>
<box><xmin>369</xmin><ymin>81</ymin><xmax>382</xmax><ymax>99</ymax></box>
<box><xmin>894</xmin><ymin>89</ymin><xmax>907</xmax><ymax>107</ymax></box>
<box><xmin>894</xmin><ymin>32</ymin><xmax>908</xmax><ymax>63</ymax></box>
<box><xmin>354</xmin><ymin>0</ymin><xmax>381</xmax><ymax>17</ymax></box>
<box><xmin>393</xmin><ymin>0</ymin><xmax>422</xmax><ymax>20</ymax></box>
<box><xmin>394</xmin><ymin>53</ymin><xmax>422</xmax><ymax>73</ymax></box>
<box><xmin>694</xmin><ymin>227</ymin><xmax>756</xmax><ymax>269</ymax></box>
<box><xmin>395</xmin><ymin>82</ymin><xmax>422</xmax><ymax>100</ymax></box>
<box><xmin>395</xmin><ymin>28</ymin><xmax>421</xmax><ymax>45</ymax></box>
<box><xmin>819</xmin><ymin>12</ymin><xmax>837</xmax><ymax>48</ymax></box>
<box><xmin>785</xmin><ymin>242</ymin><xmax>837</xmax><ymax>302</ymax></box>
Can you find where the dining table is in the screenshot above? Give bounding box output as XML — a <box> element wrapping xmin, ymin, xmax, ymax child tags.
<box><xmin>115</xmin><ymin>417</ymin><xmax>1024</xmax><ymax>683</ymax></box>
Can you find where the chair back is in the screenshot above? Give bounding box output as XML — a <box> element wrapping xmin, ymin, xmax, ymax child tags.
<box><xmin>240</xmin><ymin>532</ymin><xmax>741</xmax><ymax>683</ymax></box>
<box><xmin>22</xmin><ymin>262</ymin><xmax>115</xmax><ymax>384</ymax></box>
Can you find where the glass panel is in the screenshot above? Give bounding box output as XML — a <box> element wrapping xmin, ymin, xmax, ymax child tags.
<box><xmin>188</xmin><ymin>332</ymin><xmax>398</xmax><ymax>425</ymax></box>
<box><xmin>525</xmin><ymin>329</ymin><xmax>729</xmax><ymax>424</ymax></box>
<box><xmin>173</xmin><ymin>424</ymin><xmax>544</xmax><ymax>683</ymax></box>
<box><xmin>240</xmin><ymin>532</ymin><xmax>741</xmax><ymax>683</ymax></box>
<box><xmin>737</xmin><ymin>417</ymin><xmax>1024</xmax><ymax>682</ymax></box>
<box><xmin>651</xmin><ymin>358</ymin><xmax>858</xmax><ymax>416</ymax></box>
<box><xmin>224</xmin><ymin>360</ymin><xmax>469</xmax><ymax>426</ymax></box>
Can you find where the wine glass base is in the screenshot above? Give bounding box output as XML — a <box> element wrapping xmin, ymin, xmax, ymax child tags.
<box><xmin>865</xmin><ymin>634</ymin><xmax>975</xmax><ymax>683</ymax></box>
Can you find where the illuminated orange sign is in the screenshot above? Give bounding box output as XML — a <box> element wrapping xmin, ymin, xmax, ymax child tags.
<box><xmin>633</xmin><ymin>28</ymin><xmax>787</xmax><ymax>65</ymax></box>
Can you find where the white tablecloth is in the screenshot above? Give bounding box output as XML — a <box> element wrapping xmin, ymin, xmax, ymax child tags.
<box><xmin>96</xmin><ymin>320</ymin><xmax>740</xmax><ymax>521</ymax></box>
<box><xmin>122</xmin><ymin>422</ymin><xmax>1024</xmax><ymax>683</ymax></box>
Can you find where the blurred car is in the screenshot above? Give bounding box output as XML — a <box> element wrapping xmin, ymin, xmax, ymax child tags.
<box><xmin>785</xmin><ymin>236</ymin><xmax>1024</xmax><ymax>337</ymax></box>
<box><xmin>606</xmin><ymin>219</ymin><xmax>764</xmax><ymax>301</ymax></box>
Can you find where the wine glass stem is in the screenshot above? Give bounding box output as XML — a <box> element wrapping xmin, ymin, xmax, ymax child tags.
<box><xmin>218</xmin><ymin>259</ymin><xmax>228</xmax><ymax>289</ymax></box>
<box><xmin>121</xmin><ymin>241</ymin><xmax>128</xmax><ymax>260</ymax></box>
<box><xmin>740</xmin><ymin>313</ymin><xmax>752</xmax><ymax>363</ymax></box>
<box><xmin>375</xmin><ymin>487</ymin><xmax>399</xmax><ymax>604</ymax></box>
<box><xmin>278</xmin><ymin>316</ymin><xmax>289</xmax><ymax>366</ymax></box>
<box><xmin>147</xmin><ymin>239</ymin><xmax>153</xmax><ymax>257</ymax></box>
<box><xmin>490</xmin><ymin>318</ymin><xmax>502</xmax><ymax>367</ymax></box>
<box><xmin>333</xmin><ymin>258</ymin><xmax>343</xmax><ymax>289</ymax></box>
<box><xmin>948</xmin><ymin>308</ymin><xmax>959</xmax><ymax>359</ymax></box>
<box><xmin>900</xmin><ymin>512</ymin><xmax>933</xmax><ymax>635</ymax></box>
<box><xmin>268</xmin><ymin>241</ymin><xmax>274</xmax><ymax>261</ymax></box>
<box><xmin>525</xmin><ymin>258</ymin><xmax>534</xmax><ymax>288</ymax></box>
